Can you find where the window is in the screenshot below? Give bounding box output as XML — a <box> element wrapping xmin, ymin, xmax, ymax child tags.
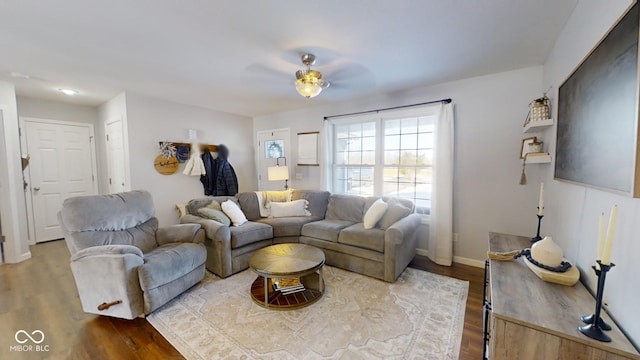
<box><xmin>328</xmin><ymin>106</ymin><xmax>438</xmax><ymax>214</ymax></box>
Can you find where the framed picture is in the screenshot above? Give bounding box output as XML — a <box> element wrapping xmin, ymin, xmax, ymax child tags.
<box><xmin>297</xmin><ymin>132</ymin><xmax>319</xmax><ymax>166</ymax></box>
<box><xmin>520</xmin><ymin>137</ymin><xmax>537</xmax><ymax>159</ymax></box>
<box><xmin>265</xmin><ymin>140</ymin><xmax>284</xmax><ymax>159</ymax></box>
<box><xmin>555</xmin><ymin>3</ymin><xmax>640</xmax><ymax>197</ymax></box>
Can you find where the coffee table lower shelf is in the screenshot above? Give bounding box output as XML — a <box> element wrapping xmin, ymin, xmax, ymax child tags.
<box><xmin>250</xmin><ymin>275</ymin><xmax>323</xmax><ymax>310</ymax></box>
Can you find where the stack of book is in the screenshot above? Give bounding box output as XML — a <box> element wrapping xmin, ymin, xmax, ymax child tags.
<box><xmin>273</xmin><ymin>278</ymin><xmax>305</xmax><ymax>295</ymax></box>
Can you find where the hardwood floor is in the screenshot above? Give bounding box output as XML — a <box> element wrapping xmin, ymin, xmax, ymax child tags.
<box><xmin>0</xmin><ymin>240</ymin><xmax>484</xmax><ymax>359</ymax></box>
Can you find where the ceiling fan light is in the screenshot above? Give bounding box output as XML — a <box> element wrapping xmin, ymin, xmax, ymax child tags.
<box><xmin>295</xmin><ymin>79</ymin><xmax>322</xmax><ymax>98</ymax></box>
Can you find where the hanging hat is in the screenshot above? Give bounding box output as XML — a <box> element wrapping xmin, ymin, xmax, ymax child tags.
<box><xmin>176</xmin><ymin>145</ymin><xmax>190</xmax><ymax>163</ymax></box>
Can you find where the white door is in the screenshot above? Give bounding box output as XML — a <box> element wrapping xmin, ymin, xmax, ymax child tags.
<box><xmin>256</xmin><ymin>128</ymin><xmax>291</xmax><ymax>190</ymax></box>
<box><xmin>24</xmin><ymin>119</ymin><xmax>97</xmax><ymax>243</ymax></box>
<box><xmin>105</xmin><ymin>118</ymin><xmax>127</xmax><ymax>193</ymax></box>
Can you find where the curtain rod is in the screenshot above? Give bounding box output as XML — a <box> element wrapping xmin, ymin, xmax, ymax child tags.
<box><xmin>323</xmin><ymin>98</ymin><xmax>452</xmax><ymax>120</ymax></box>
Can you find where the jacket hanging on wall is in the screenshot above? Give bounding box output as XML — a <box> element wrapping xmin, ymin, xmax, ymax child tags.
<box><xmin>200</xmin><ymin>144</ymin><xmax>238</xmax><ymax>196</ymax></box>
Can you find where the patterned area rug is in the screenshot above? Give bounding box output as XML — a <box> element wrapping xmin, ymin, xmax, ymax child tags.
<box><xmin>147</xmin><ymin>266</ymin><xmax>468</xmax><ymax>359</ymax></box>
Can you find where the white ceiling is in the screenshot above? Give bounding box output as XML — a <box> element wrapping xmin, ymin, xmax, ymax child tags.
<box><xmin>0</xmin><ymin>0</ymin><xmax>578</xmax><ymax>117</ymax></box>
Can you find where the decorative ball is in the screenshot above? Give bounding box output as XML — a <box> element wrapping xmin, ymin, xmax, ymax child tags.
<box><xmin>531</xmin><ymin>236</ymin><xmax>563</xmax><ymax>268</ymax></box>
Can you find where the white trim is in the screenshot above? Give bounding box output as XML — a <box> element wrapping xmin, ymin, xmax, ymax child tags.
<box><xmin>415</xmin><ymin>248</ymin><xmax>485</xmax><ymax>268</ymax></box>
<box><xmin>453</xmin><ymin>256</ymin><xmax>485</xmax><ymax>268</ymax></box>
<box><xmin>416</xmin><ymin>248</ymin><xmax>429</xmax><ymax>257</ymax></box>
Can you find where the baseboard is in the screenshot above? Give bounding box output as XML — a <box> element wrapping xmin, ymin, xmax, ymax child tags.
<box><xmin>415</xmin><ymin>248</ymin><xmax>484</xmax><ymax>268</ymax></box>
<box><xmin>416</xmin><ymin>248</ymin><xmax>429</xmax><ymax>257</ymax></box>
<box><xmin>453</xmin><ymin>256</ymin><xmax>484</xmax><ymax>268</ymax></box>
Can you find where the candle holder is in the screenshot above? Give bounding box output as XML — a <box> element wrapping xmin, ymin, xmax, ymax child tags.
<box><xmin>578</xmin><ymin>261</ymin><xmax>615</xmax><ymax>342</ymax></box>
<box><xmin>531</xmin><ymin>208</ymin><xmax>544</xmax><ymax>243</ymax></box>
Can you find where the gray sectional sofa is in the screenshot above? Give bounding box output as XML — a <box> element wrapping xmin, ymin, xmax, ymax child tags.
<box><xmin>180</xmin><ymin>189</ymin><xmax>421</xmax><ymax>282</ymax></box>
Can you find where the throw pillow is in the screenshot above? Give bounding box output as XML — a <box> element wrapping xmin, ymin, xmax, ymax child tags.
<box><xmin>176</xmin><ymin>203</ymin><xmax>187</xmax><ymax>218</ymax></box>
<box><xmin>197</xmin><ymin>207</ymin><xmax>231</xmax><ymax>226</ymax></box>
<box><xmin>269</xmin><ymin>199</ymin><xmax>311</xmax><ymax>218</ymax></box>
<box><xmin>378</xmin><ymin>202</ymin><xmax>411</xmax><ymax>230</ymax></box>
<box><xmin>205</xmin><ymin>200</ymin><xmax>222</xmax><ymax>211</ymax></box>
<box><xmin>221</xmin><ymin>200</ymin><xmax>248</xmax><ymax>226</ymax></box>
<box><xmin>363</xmin><ymin>198</ymin><xmax>389</xmax><ymax>229</ymax></box>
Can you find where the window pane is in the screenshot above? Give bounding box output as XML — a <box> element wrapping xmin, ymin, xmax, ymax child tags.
<box><xmin>416</xmin><ymin>167</ymin><xmax>432</xmax><ymax>183</ymax></box>
<box><xmin>417</xmin><ymin>133</ymin><xmax>433</xmax><ymax>149</ymax></box>
<box><xmin>399</xmin><ymin>150</ymin><xmax>418</xmax><ymax>165</ymax></box>
<box><xmin>401</xmin><ymin>118</ymin><xmax>418</xmax><ymax>132</ymax></box>
<box><xmin>385</xmin><ymin>119</ymin><xmax>400</xmax><ymax>135</ymax></box>
<box><xmin>335</xmin><ymin>124</ymin><xmax>350</xmax><ymax>139</ymax></box>
<box><xmin>418</xmin><ymin>117</ymin><xmax>434</xmax><ymax>132</ymax></box>
<box><xmin>362</xmin><ymin>122</ymin><xmax>376</xmax><ymax>136</ymax></box>
<box><xmin>385</xmin><ymin>135</ymin><xmax>400</xmax><ymax>150</ymax></box>
<box><xmin>400</xmin><ymin>133</ymin><xmax>418</xmax><ymax>149</ymax></box>
<box><xmin>348</xmin><ymin>152</ymin><xmax>362</xmax><ymax>164</ymax></box>
<box><xmin>383</xmin><ymin>167</ymin><xmax>399</xmax><ymax>181</ymax></box>
<box><xmin>335</xmin><ymin>151</ymin><xmax>347</xmax><ymax>165</ymax></box>
<box><xmin>335</xmin><ymin>138</ymin><xmax>349</xmax><ymax>152</ymax></box>
<box><xmin>419</xmin><ymin>149</ymin><xmax>433</xmax><ymax>165</ymax></box>
<box><xmin>362</xmin><ymin>151</ymin><xmax>376</xmax><ymax>164</ymax></box>
<box><xmin>362</xmin><ymin>136</ymin><xmax>376</xmax><ymax>151</ymax></box>
<box><xmin>349</xmin><ymin>123</ymin><xmax>362</xmax><ymax>134</ymax></box>
<box><xmin>384</xmin><ymin>150</ymin><xmax>400</xmax><ymax>165</ymax></box>
<box><xmin>348</xmin><ymin>138</ymin><xmax>362</xmax><ymax>152</ymax></box>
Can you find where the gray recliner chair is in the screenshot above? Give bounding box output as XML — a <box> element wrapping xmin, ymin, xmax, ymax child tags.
<box><xmin>58</xmin><ymin>190</ymin><xmax>207</xmax><ymax>319</ymax></box>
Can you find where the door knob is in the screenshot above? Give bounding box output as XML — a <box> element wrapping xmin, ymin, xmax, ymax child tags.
<box><xmin>33</xmin><ymin>187</ymin><xmax>40</xmax><ymax>191</ymax></box>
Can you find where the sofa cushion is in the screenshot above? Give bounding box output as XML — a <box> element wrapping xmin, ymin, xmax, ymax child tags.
<box><xmin>236</xmin><ymin>192</ymin><xmax>262</xmax><ymax>220</ymax></box>
<box><xmin>138</xmin><ymin>242</ymin><xmax>206</xmax><ymax>291</ymax></box>
<box><xmin>197</xmin><ymin>208</ymin><xmax>231</xmax><ymax>226</ymax></box>
<box><xmin>229</xmin><ymin>222</ymin><xmax>273</xmax><ymax>248</ymax></box>
<box><xmin>221</xmin><ymin>200</ymin><xmax>248</xmax><ymax>226</ymax></box>
<box><xmin>326</xmin><ymin>194</ymin><xmax>366</xmax><ymax>223</ymax></box>
<box><xmin>378</xmin><ymin>200</ymin><xmax>412</xmax><ymax>230</ymax></box>
<box><xmin>292</xmin><ymin>190</ymin><xmax>330</xmax><ymax>218</ymax></box>
<box><xmin>187</xmin><ymin>196</ymin><xmax>238</xmax><ymax>216</ymax></box>
<box><xmin>269</xmin><ymin>199</ymin><xmax>311</xmax><ymax>218</ymax></box>
<box><xmin>338</xmin><ymin>223</ymin><xmax>386</xmax><ymax>252</ymax></box>
<box><xmin>363</xmin><ymin>198</ymin><xmax>388</xmax><ymax>229</ymax></box>
<box><xmin>301</xmin><ymin>219</ymin><xmax>355</xmax><ymax>242</ymax></box>
<box><xmin>256</xmin><ymin>216</ymin><xmax>319</xmax><ymax>237</ymax></box>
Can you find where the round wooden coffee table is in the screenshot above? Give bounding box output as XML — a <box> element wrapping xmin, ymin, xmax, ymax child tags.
<box><xmin>249</xmin><ymin>243</ymin><xmax>325</xmax><ymax>310</ymax></box>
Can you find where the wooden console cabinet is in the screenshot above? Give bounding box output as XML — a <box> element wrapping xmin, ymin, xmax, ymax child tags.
<box><xmin>484</xmin><ymin>232</ymin><xmax>640</xmax><ymax>360</ymax></box>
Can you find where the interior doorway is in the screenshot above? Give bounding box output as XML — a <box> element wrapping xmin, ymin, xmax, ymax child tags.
<box><xmin>21</xmin><ymin>117</ymin><xmax>98</xmax><ymax>243</ymax></box>
<box><xmin>105</xmin><ymin>116</ymin><xmax>127</xmax><ymax>193</ymax></box>
<box><xmin>256</xmin><ymin>128</ymin><xmax>291</xmax><ymax>191</ymax></box>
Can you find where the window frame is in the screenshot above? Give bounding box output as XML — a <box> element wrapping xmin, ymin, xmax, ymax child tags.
<box><xmin>327</xmin><ymin>104</ymin><xmax>440</xmax><ymax>214</ymax></box>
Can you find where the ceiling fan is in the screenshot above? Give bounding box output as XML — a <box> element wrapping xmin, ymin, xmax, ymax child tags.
<box><xmin>295</xmin><ymin>53</ymin><xmax>330</xmax><ymax>98</ymax></box>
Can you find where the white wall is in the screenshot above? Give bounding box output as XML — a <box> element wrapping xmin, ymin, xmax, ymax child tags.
<box><xmin>255</xmin><ymin>66</ymin><xmax>545</xmax><ymax>262</ymax></box>
<box><xmin>542</xmin><ymin>0</ymin><xmax>639</xmax><ymax>346</ymax></box>
<box><xmin>0</xmin><ymin>81</ymin><xmax>30</xmax><ymax>263</ymax></box>
<box><xmin>125</xmin><ymin>93</ymin><xmax>256</xmax><ymax>225</ymax></box>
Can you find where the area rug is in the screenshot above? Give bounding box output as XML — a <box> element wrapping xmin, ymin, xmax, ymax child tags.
<box><xmin>147</xmin><ymin>266</ymin><xmax>468</xmax><ymax>360</ymax></box>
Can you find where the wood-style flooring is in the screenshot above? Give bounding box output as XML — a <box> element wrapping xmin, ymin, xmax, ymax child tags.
<box><xmin>0</xmin><ymin>240</ymin><xmax>484</xmax><ymax>359</ymax></box>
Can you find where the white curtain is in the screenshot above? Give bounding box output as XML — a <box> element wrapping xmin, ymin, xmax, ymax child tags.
<box><xmin>428</xmin><ymin>103</ymin><xmax>454</xmax><ymax>266</ymax></box>
<box><xmin>321</xmin><ymin>119</ymin><xmax>333</xmax><ymax>191</ymax></box>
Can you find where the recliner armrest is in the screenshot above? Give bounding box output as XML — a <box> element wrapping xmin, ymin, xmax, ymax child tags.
<box><xmin>70</xmin><ymin>244</ymin><xmax>143</xmax><ymax>262</ymax></box>
<box><xmin>156</xmin><ymin>223</ymin><xmax>202</xmax><ymax>246</ymax></box>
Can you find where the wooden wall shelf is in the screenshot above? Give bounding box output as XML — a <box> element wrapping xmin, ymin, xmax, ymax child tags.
<box><xmin>523</xmin><ymin>118</ymin><xmax>554</xmax><ymax>133</ymax></box>
<box><xmin>159</xmin><ymin>141</ymin><xmax>218</xmax><ymax>152</ymax></box>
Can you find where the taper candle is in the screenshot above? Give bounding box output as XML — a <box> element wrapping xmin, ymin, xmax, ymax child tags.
<box><xmin>601</xmin><ymin>205</ymin><xmax>618</xmax><ymax>265</ymax></box>
<box><xmin>537</xmin><ymin>182</ymin><xmax>544</xmax><ymax>216</ymax></box>
<box><xmin>597</xmin><ymin>212</ymin><xmax>605</xmax><ymax>261</ymax></box>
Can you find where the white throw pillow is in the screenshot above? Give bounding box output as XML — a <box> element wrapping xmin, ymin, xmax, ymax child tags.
<box><xmin>221</xmin><ymin>200</ymin><xmax>247</xmax><ymax>226</ymax></box>
<box><xmin>363</xmin><ymin>198</ymin><xmax>388</xmax><ymax>229</ymax></box>
<box><xmin>269</xmin><ymin>199</ymin><xmax>311</xmax><ymax>218</ymax></box>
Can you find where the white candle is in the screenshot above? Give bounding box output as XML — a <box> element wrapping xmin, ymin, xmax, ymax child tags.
<box><xmin>597</xmin><ymin>212</ymin><xmax>605</xmax><ymax>260</ymax></box>
<box><xmin>601</xmin><ymin>205</ymin><xmax>618</xmax><ymax>265</ymax></box>
<box><xmin>537</xmin><ymin>182</ymin><xmax>544</xmax><ymax>216</ymax></box>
